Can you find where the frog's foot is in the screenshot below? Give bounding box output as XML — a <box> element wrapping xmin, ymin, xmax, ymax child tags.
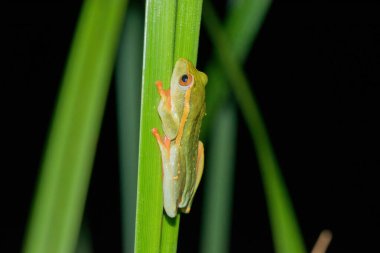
<box><xmin>152</xmin><ymin>128</ymin><xmax>170</xmax><ymax>152</ymax></box>
<box><xmin>152</xmin><ymin>128</ymin><xmax>170</xmax><ymax>151</ymax></box>
<box><xmin>155</xmin><ymin>81</ymin><xmax>171</xmax><ymax>110</ymax></box>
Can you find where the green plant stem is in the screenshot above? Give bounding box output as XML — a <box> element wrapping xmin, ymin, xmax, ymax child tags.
<box><xmin>160</xmin><ymin>0</ymin><xmax>205</xmax><ymax>252</ymax></box>
<box><xmin>22</xmin><ymin>1</ymin><xmax>127</xmax><ymax>253</ymax></box>
<box><xmin>203</xmin><ymin>1</ymin><xmax>306</xmax><ymax>252</ymax></box>
<box><xmin>135</xmin><ymin>0</ymin><xmax>204</xmax><ymax>252</ymax></box>
<box><xmin>134</xmin><ymin>0</ymin><xmax>177</xmax><ymax>252</ymax></box>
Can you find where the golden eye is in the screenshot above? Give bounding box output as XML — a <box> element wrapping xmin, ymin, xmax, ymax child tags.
<box><xmin>179</xmin><ymin>74</ymin><xmax>192</xmax><ymax>86</ymax></box>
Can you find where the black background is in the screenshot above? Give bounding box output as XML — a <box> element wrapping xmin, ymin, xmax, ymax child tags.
<box><xmin>2</xmin><ymin>1</ymin><xmax>379</xmax><ymax>252</ymax></box>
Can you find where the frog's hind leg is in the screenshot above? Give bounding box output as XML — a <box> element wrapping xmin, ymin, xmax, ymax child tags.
<box><xmin>152</xmin><ymin>128</ymin><xmax>171</xmax><ymax>184</ymax></box>
<box><xmin>152</xmin><ymin>128</ymin><xmax>179</xmax><ymax>217</ymax></box>
<box><xmin>182</xmin><ymin>141</ymin><xmax>204</xmax><ymax>213</ymax></box>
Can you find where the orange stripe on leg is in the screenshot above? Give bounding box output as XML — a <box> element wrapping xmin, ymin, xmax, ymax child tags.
<box><xmin>152</xmin><ymin>128</ymin><xmax>170</xmax><ymax>150</ymax></box>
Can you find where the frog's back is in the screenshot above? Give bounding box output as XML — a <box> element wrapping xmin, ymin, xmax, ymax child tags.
<box><xmin>178</xmin><ymin>102</ymin><xmax>205</xmax><ymax>208</ymax></box>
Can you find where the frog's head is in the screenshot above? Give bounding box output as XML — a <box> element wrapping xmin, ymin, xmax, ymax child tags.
<box><xmin>172</xmin><ymin>58</ymin><xmax>208</xmax><ymax>92</ymax></box>
<box><xmin>170</xmin><ymin>58</ymin><xmax>207</xmax><ymax>114</ymax></box>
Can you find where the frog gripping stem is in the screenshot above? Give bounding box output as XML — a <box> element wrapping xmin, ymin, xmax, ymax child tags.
<box><xmin>155</xmin><ymin>81</ymin><xmax>171</xmax><ymax>111</ymax></box>
<box><xmin>153</xmin><ymin>58</ymin><xmax>208</xmax><ymax>217</ymax></box>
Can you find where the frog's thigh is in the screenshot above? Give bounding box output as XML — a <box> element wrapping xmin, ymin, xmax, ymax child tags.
<box><xmin>182</xmin><ymin>141</ymin><xmax>204</xmax><ymax>213</ymax></box>
<box><xmin>194</xmin><ymin>141</ymin><xmax>205</xmax><ymax>192</ymax></box>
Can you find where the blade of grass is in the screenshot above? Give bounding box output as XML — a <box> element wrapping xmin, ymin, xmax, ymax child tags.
<box><xmin>22</xmin><ymin>1</ymin><xmax>128</xmax><ymax>253</ymax></box>
<box><xmin>203</xmin><ymin>2</ymin><xmax>306</xmax><ymax>252</ymax></box>
<box><xmin>160</xmin><ymin>0</ymin><xmax>205</xmax><ymax>252</ymax></box>
<box><xmin>135</xmin><ymin>0</ymin><xmax>205</xmax><ymax>251</ymax></box>
<box><xmin>200</xmin><ymin>102</ymin><xmax>237</xmax><ymax>253</ymax></box>
<box><xmin>116</xmin><ymin>4</ymin><xmax>144</xmax><ymax>253</ymax></box>
<box><xmin>134</xmin><ymin>0</ymin><xmax>176</xmax><ymax>252</ymax></box>
<box><xmin>173</xmin><ymin>0</ymin><xmax>204</xmax><ymax>63</ymax></box>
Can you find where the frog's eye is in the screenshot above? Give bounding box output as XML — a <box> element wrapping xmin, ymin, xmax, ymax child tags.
<box><xmin>179</xmin><ymin>73</ymin><xmax>193</xmax><ymax>86</ymax></box>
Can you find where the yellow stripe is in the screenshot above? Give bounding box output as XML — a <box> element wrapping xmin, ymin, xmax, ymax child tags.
<box><xmin>175</xmin><ymin>88</ymin><xmax>191</xmax><ymax>145</ymax></box>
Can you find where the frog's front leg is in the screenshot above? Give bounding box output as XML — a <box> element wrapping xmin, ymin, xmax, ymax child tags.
<box><xmin>155</xmin><ymin>81</ymin><xmax>179</xmax><ymax>140</ymax></box>
<box><xmin>152</xmin><ymin>128</ymin><xmax>182</xmax><ymax>218</ymax></box>
<box><xmin>181</xmin><ymin>141</ymin><xmax>205</xmax><ymax>213</ymax></box>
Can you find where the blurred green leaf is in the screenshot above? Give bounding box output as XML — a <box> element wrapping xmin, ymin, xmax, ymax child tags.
<box><xmin>202</xmin><ymin>0</ymin><xmax>272</xmax><ymax>137</ymax></box>
<box><xmin>203</xmin><ymin>1</ymin><xmax>306</xmax><ymax>252</ymax></box>
<box><xmin>22</xmin><ymin>1</ymin><xmax>128</xmax><ymax>253</ymax></box>
<box><xmin>200</xmin><ymin>1</ymin><xmax>271</xmax><ymax>252</ymax></box>
<box><xmin>116</xmin><ymin>4</ymin><xmax>143</xmax><ymax>253</ymax></box>
<box><xmin>200</xmin><ymin>102</ymin><xmax>237</xmax><ymax>253</ymax></box>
